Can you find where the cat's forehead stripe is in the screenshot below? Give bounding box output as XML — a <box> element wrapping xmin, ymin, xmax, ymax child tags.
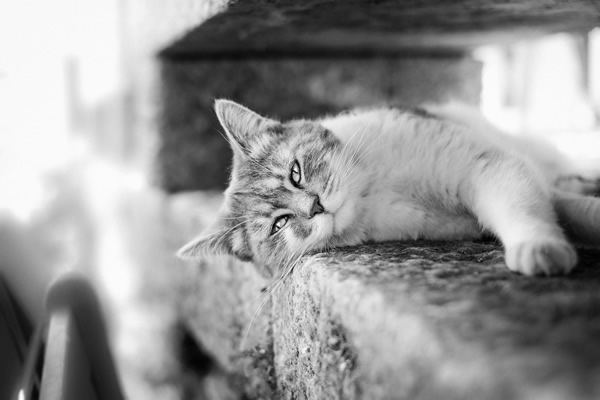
<box><xmin>261</xmin><ymin>177</ymin><xmax>283</xmax><ymax>190</ymax></box>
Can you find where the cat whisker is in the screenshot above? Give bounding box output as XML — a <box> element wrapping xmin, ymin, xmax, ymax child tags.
<box><xmin>178</xmin><ymin>218</ymin><xmax>252</xmax><ymax>258</ymax></box>
<box><xmin>336</xmin><ymin>123</ymin><xmax>383</xmax><ymax>187</ymax></box>
<box><xmin>325</xmin><ymin>123</ymin><xmax>372</xmax><ymax>196</ymax></box>
<box><xmin>345</xmin><ymin>123</ymin><xmax>369</xmax><ymax>162</ymax></box>
<box><xmin>334</xmin><ymin>126</ymin><xmax>372</xmax><ymax>185</ymax></box>
<box><xmin>240</xmin><ymin>247</ymin><xmax>307</xmax><ymax>350</ymax></box>
<box><xmin>352</xmin><ymin>135</ymin><xmax>382</xmax><ymax>167</ymax></box>
<box><xmin>346</xmin><ymin>123</ymin><xmax>377</xmax><ymax>168</ymax></box>
<box><xmin>328</xmin><ymin>123</ymin><xmax>364</xmax><ymax>177</ymax></box>
<box><xmin>337</xmin><ymin>123</ymin><xmax>368</xmax><ymax>171</ymax></box>
<box><xmin>240</xmin><ymin>285</ymin><xmax>274</xmax><ymax>350</ymax></box>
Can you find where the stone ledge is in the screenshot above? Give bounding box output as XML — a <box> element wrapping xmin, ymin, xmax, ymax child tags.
<box><xmin>277</xmin><ymin>243</ymin><xmax>600</xmax><ymax>400</ymax></box>
<box><xmin>160</xmin><ymin>0</ymin><xmax>600</xmax><ymax>60</ymax></box>
<box><xmin>168</xmin><ymin>193</ymin><xmax>600</xmax><ymax>399</ymax></box>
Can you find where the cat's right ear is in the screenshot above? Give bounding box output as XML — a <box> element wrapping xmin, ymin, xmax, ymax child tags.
<box><xmin>214</xmin><ymin>99</ymin><xmax>281</xmax><ymax>157</ymax></box>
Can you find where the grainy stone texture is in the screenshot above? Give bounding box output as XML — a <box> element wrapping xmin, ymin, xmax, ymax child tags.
<box><xmin>276</xmin><ymin>243</ymin><xmax>600</xmax><ymax>400</ymax></box>
<box><xmin>169</xmin><ymin>193</ymin><xmax>600</xmax><ymax>400</ymax></box>
<box><xmin>158</xmin><ymin>57</ymin><xmax>481</xmax><ymax>191</ymax></box>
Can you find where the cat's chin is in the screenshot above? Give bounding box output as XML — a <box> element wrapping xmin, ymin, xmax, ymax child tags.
<box><xmin>314</xmin><ymin>213</ymin><xmax>335</xmax><ymax>241</ymax></box>
<box><xmin>331</xmin><ymin>198</ymin><xmax>358</xmax><ymax>235</ymax></box>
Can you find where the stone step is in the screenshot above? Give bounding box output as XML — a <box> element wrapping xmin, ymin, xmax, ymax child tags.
<box><xmin>168</xmin><ymin>192</ymin><xmax>600</xmax><ymax>400</ymax></box>
<box><xmin>160</xmin><ymin>0</ymin><xmax>600</xmax><ymax>60</ymax></box>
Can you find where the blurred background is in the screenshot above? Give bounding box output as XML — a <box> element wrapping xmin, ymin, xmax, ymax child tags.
<box><xmin>1</xmin><ymin>1</ymin><xmax>599</xmax><ymax>399</ymax></box>
<box><xmin>0</xmin><ymin>2</ymin><xmax>225</xmax><ymax>399</ymax></box>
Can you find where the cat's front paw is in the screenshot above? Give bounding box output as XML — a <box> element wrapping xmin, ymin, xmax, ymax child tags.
<box><xmin>505</xmin><ymin>240</ymin><xmax>577</xmax><ymax>276</ymax></box>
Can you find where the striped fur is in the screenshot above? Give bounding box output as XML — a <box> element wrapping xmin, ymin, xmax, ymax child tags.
<box><xmin>179</xmin><ymin>100</ymin><xmax>600</xmax><ymax>278</ymax></box>
<box><xmin>178</xmin><ymin>100</ymin><xmax>368</xmax><ymax>277</ymax></box>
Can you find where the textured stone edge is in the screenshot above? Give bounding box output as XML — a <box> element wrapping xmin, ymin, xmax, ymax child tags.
<box><xmin>271</xmin><ymin>244</ymin><xmax>600</xmax><ymax>400</ymax></box>
<box><xmin>167</xmin><ymin>193</ymin><xmax>600</xmax><ymax>400</ymax></box>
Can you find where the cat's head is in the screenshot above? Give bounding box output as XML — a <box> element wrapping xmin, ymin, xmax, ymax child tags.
<box><xmin>178</xmin><ymin>100</ymin><xmax>365</xmax><ymax>277</ymax></box>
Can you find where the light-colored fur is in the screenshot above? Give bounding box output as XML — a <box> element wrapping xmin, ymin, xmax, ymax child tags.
<box><xmin>179</xmin><ymin>100</ymin><xmax>600</xmax><ymax>278</ymax></box>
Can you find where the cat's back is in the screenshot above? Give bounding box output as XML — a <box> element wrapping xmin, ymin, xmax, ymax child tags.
<box><xmin>321</xmin><ymin>106</ymin><xmax>484</xmax><ymax>241</ymax></box>
<box><xmin>322</xmin><ymin>104</ymin><xmax>575</xmax><ymax>187</ymax></box>
<box><xmin>320</xmin><ymin>106</ymin><xmax>478</xmax><ymax>175</ymax></box>
<box><xmin>424</xmin><ymin>102</ymin><xmax>576</xmax><ymax>183</ymax></box>
<box><xmin>320</xmin><ymin>105</ymin><xmax>479</xmax><ymax>146</ymax></box>
<box><xmin>319</xmin><ymin>108</ymin><xmax>382</xmax><ymax>146</ymax></box>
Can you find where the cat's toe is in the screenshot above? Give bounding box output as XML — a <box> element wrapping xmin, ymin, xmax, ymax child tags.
<box><xmin>505</xmin><ymin>240</ymin><xmax>577</xmax><ymax>276</ymax></box>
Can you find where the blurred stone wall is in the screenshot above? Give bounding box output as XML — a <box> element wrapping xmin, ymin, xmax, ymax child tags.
<box><xmin>158</xmin><ymin>56</ymin><xmax>481</xmax><ymax>191</ymax></box>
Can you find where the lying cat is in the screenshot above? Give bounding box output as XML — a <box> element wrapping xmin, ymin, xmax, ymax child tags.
<box><xmin>178</xmin><ymin>99</ymin><xmax>600</xmax><ymax>277</ymax></box>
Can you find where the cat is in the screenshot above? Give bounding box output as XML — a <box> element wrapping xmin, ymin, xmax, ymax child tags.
<box><xmin>178</xmin><ymin>99</ymin><xmax>600</xmax><ymax>278</ymax></box>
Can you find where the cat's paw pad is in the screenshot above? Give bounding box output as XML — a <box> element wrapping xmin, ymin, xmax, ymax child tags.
<box><xmin>505</xmin><ymin>240</ymin><xmax>577</xmax><ymax>276</ymax></box>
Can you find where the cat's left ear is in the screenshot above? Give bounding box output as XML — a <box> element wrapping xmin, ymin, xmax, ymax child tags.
<box><xmin>176</xmin><ymin>212</ymin><xmax>253</xmax><ymax>262</ymax></box>
<box><xmin>215</xmin><ymin>99</ymin><xmax>281</xmax><ymax>156</ymax></box>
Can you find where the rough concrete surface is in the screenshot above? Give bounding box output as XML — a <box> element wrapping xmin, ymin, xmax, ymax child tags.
<box><xmin>158</xmin><ymin>57</ymin><xmax>481</xmax><ymax>191</ymax></box>
<box><xmin>169</xmin><ymin>193</ymin><xmax>600</xmax><ymax>400</ymax></box>
<box><xmin>276</xmin><ymin>242</ymin><xmax>600</xmax><ymax>400</ymax></box>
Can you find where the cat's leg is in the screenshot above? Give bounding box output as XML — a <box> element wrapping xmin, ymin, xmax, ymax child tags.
<box><xmin>466</xmin><ymin>155</ymin><xmax>577</xmax><ymax>276</ymax></box>
<box><xmin>555</xmin><ymin>174</ymin><xmax>600</xmax><ymax>196</ymax></box>
<box><xmin>553</xmin><ymin>190</ymin><xmax>600</xmax><ymax>245</ymax></box>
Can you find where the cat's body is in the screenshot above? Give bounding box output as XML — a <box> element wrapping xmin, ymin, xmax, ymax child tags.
<box><xmin>179</xmin><ymin>100</ymin><xmax>600</xmax><ymax>277</ymax></box>
<box><xmin>320</xmin><ymin>106</ymin><xmax>495</xmax><ymax>245</ymax></box>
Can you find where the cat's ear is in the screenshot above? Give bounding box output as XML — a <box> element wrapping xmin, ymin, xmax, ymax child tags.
<box><xmin>177</xmin><ymin>213</ymin><xmax>253</xmax><ymax>262</ymax></box>
<box><xmin>214</xmin><ymin>99</ymin><xmax>281</xmax><ymax>156</ymax></box>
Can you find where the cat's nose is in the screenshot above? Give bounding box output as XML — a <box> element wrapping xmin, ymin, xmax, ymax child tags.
<box><xmin>309</xmin><ymin>196</ymin><xmax>325</xmax><ymax>218</ymax></box>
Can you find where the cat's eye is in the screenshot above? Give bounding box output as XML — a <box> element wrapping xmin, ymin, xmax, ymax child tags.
<box><xmin>290</xmin><ymin>160</ymin><xmax>301</xmax><ymax>187</ymax></box>
<box><xmin>271</xmin><ymin>215</ymin><xmax>290</xmax><ymax>235</ymax></box>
